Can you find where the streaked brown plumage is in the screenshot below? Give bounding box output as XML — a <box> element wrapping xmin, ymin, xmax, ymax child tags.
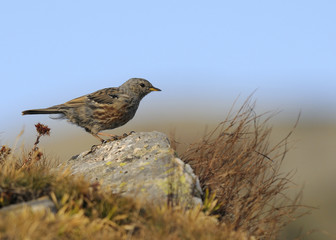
<box><xmin>22</xmin><ymin>78</ymin><xmax>161</xmax><ymax>142</ymax></box>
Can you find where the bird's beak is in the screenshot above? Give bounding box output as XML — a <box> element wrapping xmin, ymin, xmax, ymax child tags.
<box><xmin>149</xmin><ymin>86</ymin><xmax>161</xmax><ymax>91</ymax></box>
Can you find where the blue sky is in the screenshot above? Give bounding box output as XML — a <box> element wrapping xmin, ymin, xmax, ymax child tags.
<box><xmin>1</xmin><ymin>1</ymin><xmax>336</xmax><ymax>140</ymax></box>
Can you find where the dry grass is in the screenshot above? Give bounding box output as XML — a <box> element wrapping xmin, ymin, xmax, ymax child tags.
<box><xmin>0</xmin><ymin>98</ymin><xmax>308</xmax><ymax>239</ymax></box>
<box><xmin>0</xmin><ymin>125</ymin><xmax>250</xmax><ymax>240</ymax></box>
<box><xmin>180</xmin><ymin>97</ymin><xmax>308</xmax><ymax>239</ymax></box>
<box><xmin>0</xmin><ymin>153</ymin><xmax>242</xmax><ymax>240</ymax></box>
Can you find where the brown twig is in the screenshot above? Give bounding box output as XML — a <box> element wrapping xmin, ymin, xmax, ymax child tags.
<box><xmin>21</xmin><ymin>123</ymin><xmax>50</xmax><ymax>168</ymax></box>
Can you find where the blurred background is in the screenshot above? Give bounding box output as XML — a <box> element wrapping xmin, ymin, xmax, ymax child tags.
<box><xmin>1</xmin><ymin>1</ymin><xmax>335</xmax><ymax>239</ymax></box>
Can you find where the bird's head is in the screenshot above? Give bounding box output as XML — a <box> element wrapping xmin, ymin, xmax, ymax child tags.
<box><xmin>120</xmin><ymin>78</ymin><xmax>161</xmax><ymax>99</ymax></box>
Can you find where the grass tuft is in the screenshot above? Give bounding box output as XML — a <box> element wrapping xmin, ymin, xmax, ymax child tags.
<box><xmin>181</xmin><ymin>96</ymin><xmax>308</xmax><ymax>239</ymax></box>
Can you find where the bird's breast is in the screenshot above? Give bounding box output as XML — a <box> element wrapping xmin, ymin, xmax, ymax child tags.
<box><xmin>92</xmin><ymin>101</ymin><xmax>139</xmax><ymax>129</ymax></box>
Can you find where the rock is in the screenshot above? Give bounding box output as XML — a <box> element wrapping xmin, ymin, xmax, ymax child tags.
<box><xmin>0</xmin><ymin>196</ymin><xmax>57</xmax><ymax>214</ymax></box>
<box><xmin>67</xmin><ymin>131</ymin><xmax>202</xmax><ymax>207</ymax></box>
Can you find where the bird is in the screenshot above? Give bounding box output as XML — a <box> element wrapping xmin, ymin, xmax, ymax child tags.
<box><xmin>22</xmin><ymin>78</ymin><xmax>161</xmax><ymax>142</ymax></box>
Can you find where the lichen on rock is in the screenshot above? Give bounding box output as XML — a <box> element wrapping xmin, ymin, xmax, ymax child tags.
<box><xmin>66</xmin><ymin>131</ymin><xmax>203</xmax><ymax>207</ymax></box>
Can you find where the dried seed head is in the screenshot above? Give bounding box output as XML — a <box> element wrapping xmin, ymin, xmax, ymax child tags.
<box><xmin>35</xmin><ymin>123</ymin><xmax>51</xmax><ymax>136</ymax></box>
<box><xmin>0</xmin><ymin>146</ymin><xmax>11</xmax><ymax>155</ymax></box>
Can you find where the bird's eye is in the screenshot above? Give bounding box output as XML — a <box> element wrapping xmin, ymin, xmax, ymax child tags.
<box><xmin>140</xmin><ymin>83</ymin><xmax>145</xmax><ymax>88</ymax></box>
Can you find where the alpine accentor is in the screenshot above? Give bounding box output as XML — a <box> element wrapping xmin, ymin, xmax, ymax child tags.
<box><xmin>22</xmin><ymin>78</ymin><xmax>161</xmax><ymax>142</ymax></box>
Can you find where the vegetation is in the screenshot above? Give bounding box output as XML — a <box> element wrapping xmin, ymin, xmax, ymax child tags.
<box><xmin>180</xmin><ymin>98</ymin><xmax>307</xmax><ymax>239</ymax></box>
<box><xmin>0</xmin><ymin>99</ymin><xmax>307</xmax><ymax>239</ymax></box>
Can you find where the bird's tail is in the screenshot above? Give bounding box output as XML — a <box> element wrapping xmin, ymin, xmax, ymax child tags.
<box><xmin>22</xmin><ymin>107</ymin><xmax>62</xmax><ymax>115</ymax></box>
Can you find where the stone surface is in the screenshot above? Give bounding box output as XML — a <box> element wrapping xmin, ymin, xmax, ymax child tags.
<box><xmin>67</xmin><ymin>131</ymin><xmax>202</xmax><ymax>207</ymax></box>
<box><xmin>0</xmin><ymin>196</ymin><xmax>57</xmax><ymax>214</ymax></box>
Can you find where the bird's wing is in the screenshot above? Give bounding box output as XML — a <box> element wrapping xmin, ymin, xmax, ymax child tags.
<box><xmin>62</xmin><ymin>96</ymin><xmax>86</xmax><ymax>107</ymax></box>
<box><xmin>86</xmin><ymin>88</ymin><xmax>131</xmax><ymax>105</ymax></box>
<box><xmin>60</xmin><ymin>88</ymin><xmax>130</xmax><ymax>109</ymax></box>
<box><xmin>58</xmin><ymin>95</ymin><xmax>88</xmax><ymax>109</ymax></box>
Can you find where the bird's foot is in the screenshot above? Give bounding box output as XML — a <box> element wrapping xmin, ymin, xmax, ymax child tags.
<box><xmin>120</xmin><ymin>131</ymin><xmax>135</xmax><ymax>139</ymax></box>
<box><xmin>85</xmin><ymin>144</ymin><xmax>99</xmax><ymax>155</ymax></box>
<box><xmin>95</xmin><ymin>131</ymin><xmax>135</xmax><ymax>143</ymax></box>
<box><xmin>105</xmin><ymin>131</ymin><xmax>135</xmax><ymax>142</ymax></box>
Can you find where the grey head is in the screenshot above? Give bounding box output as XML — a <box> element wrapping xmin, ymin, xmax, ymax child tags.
<box><xmin>119</xmin><ymin>78</ymin><xmax>161</xmax><ymax>99</ymax></box>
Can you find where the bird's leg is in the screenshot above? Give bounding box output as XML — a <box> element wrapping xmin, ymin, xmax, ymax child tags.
<box><xmin>98</xmin><ymin>132</ymin><xmax>119</xmax><ymax>139</ymax></box>
<box><xmin>96</xmin><ymin>131</ymin><xmax>134</xmax><ymax>142</ymax></box>
<box><xmin>97</xmin><ymin>132</ymin><xmax>122</xmax><ymax>142</ymax></box>
<box><xmin>92</xmin><ymin>133</ymin><xmax>105</xmax><ymax>143</ymax></box>
<box><xmin>97</xmin><ymin>132</ymin><xmax>119</xmax><ymax>138</ymax></box>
